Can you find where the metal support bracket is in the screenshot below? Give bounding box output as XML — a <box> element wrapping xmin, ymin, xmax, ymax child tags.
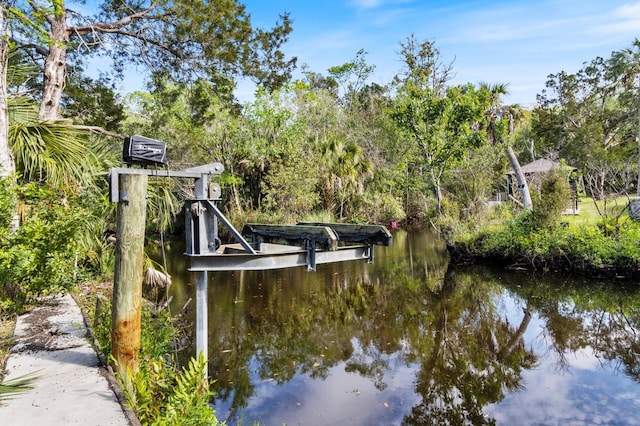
<box><xmin>203</xmin><ymin>200</ymin><xmax>256</xmax><ymax>254</ymax></box>
<box><xmin>365</xmin><ymin>244</ymin><xmax>374</xmax><ymax>264</ymax></box>
<box><xmin>108</xmin><ymin>163</ymin><xmax>223</xmax><ymax>203</ymax></box>
<box><xmin>306</xmin><ymin>240</ymin><xmax>317</xmax><ymax>271</ymax></box>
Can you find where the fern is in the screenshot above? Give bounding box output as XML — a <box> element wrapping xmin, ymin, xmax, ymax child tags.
<box><xmin>125</xmin><ymin>354</ymin><xmax>218</xmax><ymax>425</ymax></box>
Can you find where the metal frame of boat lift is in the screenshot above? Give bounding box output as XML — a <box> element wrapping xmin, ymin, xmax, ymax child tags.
<box><xmin>109</xmin><ymin>162</ymin><xmax>392</xmax><ymax>363</ymax></box>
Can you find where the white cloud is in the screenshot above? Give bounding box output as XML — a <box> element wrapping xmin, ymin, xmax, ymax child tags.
<box><xmin>614</xmin><ymin>1</ymin><xmax>640</xmax><ymax>16</ymax></box>
<box><xmin>350</xmin><ymin>0</ymin><xmax>383</xmax><ymax>8</ymax></box>
<box><xmin>591</xmin><ymin>1</ymin><xmax>640</xmax><ymax>35</ymax></box>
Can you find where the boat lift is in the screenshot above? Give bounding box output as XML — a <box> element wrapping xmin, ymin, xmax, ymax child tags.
<box><xmin>109</xmin><ymin>158</ymin><xmax>392</xmax><ymax>363</ymax></box>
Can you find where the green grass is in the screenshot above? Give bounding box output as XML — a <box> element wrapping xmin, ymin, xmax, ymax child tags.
<box><xmin>564</xmin><ymin>196</ymin><xmax>634</xmax><ymax>226</ymax></box>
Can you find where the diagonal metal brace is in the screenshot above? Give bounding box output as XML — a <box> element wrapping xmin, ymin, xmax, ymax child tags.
<box><xmin>202</xmin><ymin>200</ymin><xmax>256</xmax><ymax>254</ymax></box>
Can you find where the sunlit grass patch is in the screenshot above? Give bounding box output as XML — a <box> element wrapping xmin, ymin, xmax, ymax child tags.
<box><xmin>565</xmin><ymin>196</ymin><xmax>633</xmax><ymax>226</ymax></box>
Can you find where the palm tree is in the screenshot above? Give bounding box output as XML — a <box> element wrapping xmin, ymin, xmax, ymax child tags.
<box><xmin>2</xmin><ymin>48</ymin><xmax>110</xmax><ymax>232</ymax></box>
<box><xmin>320</xmin><ymin>137</ymin><xmax>373</xmax><ymax>219</ymax></box>
<box><xmin>10</xmin><ymin>99</ymin><xmax>104</xmax><ymax>189</ymax></box>
<box><xmin>479</xmin><ymin>82</ymin><xmax>532</xmax><ymax>210</ymax></box>
<box><xmin>479</xmin><ymin>82</ymin><xmax>510</xmax><ymax>146</ymax></box>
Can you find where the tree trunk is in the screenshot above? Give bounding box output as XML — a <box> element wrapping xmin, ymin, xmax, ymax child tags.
<box><xmin>498</xmin><ymin>308</ymin><xmax>532</xmax><ymax>361</ymax></box>
<box><xmin>39</xmin><ymin>9</ymin><xmax>69</xmax><ymax>121</ymax></box>
<box><xmin>0</xmin><ymin>7</ymin><xmax>19</xmax><ymax>233</ymax></box>
<box><xmin>637</xmin><ymin>74</ymin><xmax>640</xmax><ymax>198</ymax></box>
<box><xmin>597</xmin><ymin>170</ymin><xmax>606</xmax><ymax>200</ymax></box>
<box><xmin>506</xmin><ymin>146</ymin><xmax>532</xmax><ymax>210</ymax></box>
<box><xmin>430</xmin><ymin>168</ymin><xmax>443</xmax><ymax>214</ymax></box>
<box><xmin>0</xmin><ymin>7</ymin><xmax>13</xmax><ymax>177</ymax></box>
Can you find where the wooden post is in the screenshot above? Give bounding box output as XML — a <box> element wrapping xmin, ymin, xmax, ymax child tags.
<box><xmin>111</xmin><ymin>173</ymin><xmax>148</xmax><ymax>381</ymax></box>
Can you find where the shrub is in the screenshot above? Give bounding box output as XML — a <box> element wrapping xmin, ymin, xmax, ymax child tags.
<box><xmin>348</xmin><ymin>191</ymin><xmax>406</xmax><ymax>224</ymax></box>
<box><xmin>0</xmin><ymin>182</ymin><xmax>88</xmax><ymax>310</ymax></box>
<box><xmin>0</xmin><ymin>177</ymin><xmax>16</xmax><ymax>234</ymax></box>
<box><xmin>91</xmin><ymin>296</ymin><xmax>219</xmax><ymax>425</ymax></box>
<box><xmin>461</xmin><ymin>211</ymin><xmax>640</xmax><ymax>276</ymax></box>
<box><xmin>529</xmin><ymin>168</ymin><xmax>572</xmax><ymax>229</ymax></box>
<box><xmin>262</xmin><ymin>157</ymin><xmax>320</xmax><ymax>216</ymax></box>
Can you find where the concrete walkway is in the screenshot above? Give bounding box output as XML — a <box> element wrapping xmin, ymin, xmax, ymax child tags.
<box><xmin>0</xmin><ymin>294</ymin><xmax>135</xmax><ymax>425</ymax></box>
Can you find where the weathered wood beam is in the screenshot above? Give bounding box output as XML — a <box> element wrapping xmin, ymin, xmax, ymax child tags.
<box><xmin>298</xmin><ymin>222</ymin><xmax>393</xmax><ymax>246</ymax></box>
<box><xmin>241</xmin><ymin>223</ymin><xmax>339</xmax><ymax>251</ymax></box>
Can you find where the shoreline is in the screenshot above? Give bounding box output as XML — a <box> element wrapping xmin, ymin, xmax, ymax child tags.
<box><xmin>446</xmin><ymin>241</ymin><xmax>640</xmax><ymax>281</ymax></box>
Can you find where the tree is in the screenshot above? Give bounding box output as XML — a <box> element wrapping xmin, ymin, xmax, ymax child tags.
<box><xmin>262</xmin><ymin>155</ymin><xmax>320</xmax><ymax>216</ymax></box>
<box><xmin>392</xmin><ymin>37</ymin><xmax>470</xmax><ymax>216</ymax></box>
<box><xmin>392</xmin><ymin>83</ymin><xmax>486</xmax><ymax>214</ymax></box>
<box><xmin>506</xmin><ymin>145</ymin><xmax>533</xmax><ymax>210</ymax></box>
<box><xmin>235</xmin><ymin>86</ymin><xmax>303</xmax><ymax>209</ymax></box>
<box><xmin>394</xmin><ymin>34</ymin><xmax>455</xmax><ymax>96</ymax></box>
<box><xmin>61</xmin><ymin>72</ymin><xmax>125</xmax><ymax>133</ymax></box>
<box><xmin>480</xmin><ymin>82</ymin><xmax>533</xmax><ymax>210</ymax></box>
<box><xmin>7</xmin><ymin>0</ymin><xmax>297</xmax><ymax>121</ymax></box>
<box><xmin>327</xmin><ymin>49</ymin><xmax>375</xmax><ymax>109</ymax></box>
<box><xmin>533</xmin><ymin>41</ymin><xmax>640</xmax><ymax>199</ymax></box>
<box><xmin>0</xmin><ymin>3</ymin><xmax>13</xmax><ymax>178</ymax></box>
<box><xmin>319</xmin><ymin>137</ymin><xmax>373</xmax><ymax>219</ymax></box>
<box><xmin>298</xmin><ymin>64</ymin><xmax>339</xmax><ymax>96</ymax></box>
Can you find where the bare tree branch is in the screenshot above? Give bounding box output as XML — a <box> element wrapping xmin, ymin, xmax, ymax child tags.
<box><xmin>74</xmin><ymin>124</ymin><xmax>124</xmax><ymax>139</ymax></box>
<box><xmin>69</xmin><ymin>2</ymin><xmax>159</xmax><ymax>37</ymax></box>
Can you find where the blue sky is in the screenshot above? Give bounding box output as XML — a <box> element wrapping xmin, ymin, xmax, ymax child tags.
<box><xmin>235</xmin><ymin>0</ymin><xmax>640</xmax><ymax>107</ymax></box>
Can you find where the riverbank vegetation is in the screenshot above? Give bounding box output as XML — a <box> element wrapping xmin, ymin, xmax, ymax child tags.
<box><xmin>2</xmin><ymin>0</ymin><xmax>640</xmax><ymax>420</ymax></box>
<box><xmin>449</xmin><ymin>203</ymin><xmax>640</xmax><ymax>279</ymax></box>
<box><xmin>447</xmin><ymin>173</ymin><xmax>640</xmax><ymax>279</ymax></box>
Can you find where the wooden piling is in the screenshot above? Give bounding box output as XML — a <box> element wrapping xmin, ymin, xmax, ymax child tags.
<box><xmin>111</xmin><ymin>173</ymin><xmax>147</xmax><ymax>381</ymax></box>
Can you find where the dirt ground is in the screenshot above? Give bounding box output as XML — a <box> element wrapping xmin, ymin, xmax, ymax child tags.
<box><xmin>0</xmin><ymin>317</ymin><xmax>16</xmax><ymax>382</ymax></box>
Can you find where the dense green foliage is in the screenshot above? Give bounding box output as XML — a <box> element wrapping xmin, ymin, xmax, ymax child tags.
<box><xmin>128</xmin><ymin>354</ymin><xmax>217</xmax><ymax>426</ymax></box>
<box><xmin>532</xmin><ymin>39</ymin><xmax>640</xmax><ymax>199</ymax></box>
<box><xmin>2</xmin><ymin>28</ymin><xmax>640</xmax><ymax>305</ymax></box>
<box><xmin>0</xmin><ymin>181</ymin><xmax>91</xmax><ymax>313</ymax></box>
<box><xmin>453</xmin><ymin>207</ymin><xmax>640</xmax><ymax>278</ymax></box>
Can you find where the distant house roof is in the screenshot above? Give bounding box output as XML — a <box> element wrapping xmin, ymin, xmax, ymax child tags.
<box><xmin>507</xmin><ymin>158</ymin><xmax>577</xmax><ymax>176</ymax></box>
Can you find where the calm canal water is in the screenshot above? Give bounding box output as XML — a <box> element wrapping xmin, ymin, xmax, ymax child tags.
<box><xmin>157</xmin><ymin>230</ymin><xmax>640</xmax><ymax>425</ymax></box>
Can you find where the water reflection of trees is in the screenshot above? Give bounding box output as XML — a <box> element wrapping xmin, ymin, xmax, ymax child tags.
<box><xmin>400</xmin><ymin>269</ymin><xmax>537</xmax><ymax>425</ymax></box>
<box><xmin>167</xmin><ymin>232</ymin><xmax>640</xmax><ymax>424</ymax></box>
<box><xmin>498</xmin><ymin>274</ymin><xmax>640</xmax><ymax>381</ymax></box>
<box><xmin>200</xmin><ymin>232</ymin><xmax>541</xmax><ymax>424</ymax></box>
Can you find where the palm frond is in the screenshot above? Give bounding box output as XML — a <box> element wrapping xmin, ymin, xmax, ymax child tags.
<box><xmin>7</xmin><ymin>95</ymin><xmax>38</xmax><ymax>125</ymax></box>
<box><xmin>143</xmin><ymin>256</ymin><xmax>172</xmax><ymax>290</ymax></box>
<box><xmin>0</xmin><ymin>371</ymin><xmax>40</xmax><ymax>401</ymax></box>
<box><xmin>143</xmin><ymin>266</ymin><xmax>172</xmax><ymax>290</ymax></box>
<box><xmin>7</xmin><ymin>51</ymin><xmax>39</xmax><ymax>93</ymax></box>
<box><xmin>9</xmin><ymin>120</ymin><xmax>101</xmax><ymax>188</ymax></box>
<box><xmin>146</xmin><ymin>177</ymin><xmax>180</xmax><ymax>232</ymax></box>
